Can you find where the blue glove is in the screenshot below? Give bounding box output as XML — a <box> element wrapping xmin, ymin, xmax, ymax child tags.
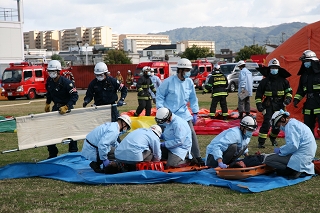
<box><xmin>160</xmin><ymin>142</ymin><xmax>166</xmax><ymax>148</ymax></box>
<box><xmin>117</xmin><ymin>98</ymin><xmax>124</xmax><ymax>106</ymax></box>
<box><xmin>274</xmin><ymin>147</ymin><xmax>281</xmax><ymax>154</ymax></box>
<box><xmin>218</xmin><ymin>162</ymin><xmax>228</xmax><ymax>169</ymax></box>
<box><xmin>103</xmin><ymin>159</ymin><xmax>110</xmax><ymax>167</ymax></box>
<box><xmin>192</xmin><ymin>113</ymin><xmax>198</xmax><ymax>125</ymax></box>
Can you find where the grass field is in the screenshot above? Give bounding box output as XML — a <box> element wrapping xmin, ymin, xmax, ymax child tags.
<box><xmin>0</xmin><ymin>90</ymin><xmax>320</xmax><ymax>213</ymax></box>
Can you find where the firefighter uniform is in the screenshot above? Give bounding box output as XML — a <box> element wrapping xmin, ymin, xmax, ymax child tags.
<box><xmin>203</xmin><ymin>70</ymin><xmax>228</xmax><ymax>119</ymax></box>
<box><xmin>45</xmin><ymin>75</ymin><xmax>79</xmax><ymax>158</ymax></box>
<box><xmin>134</xmin><ymin>70</ymin><xmax>156</xmax><ymax>116</ymax></box>
<box><xmin>255</xmin><ymin>75</ymin><xmax>292</xmax><ymax>147</ymax></box>
<box><xmin>84</xmin><ymin>76</ymin><xmax>127</xmax><ymax>122</ymax></box>
<box><xmin>294</xmin><ymin>60</ymin><xmax>320</xmax><ymax>134</ymax></box>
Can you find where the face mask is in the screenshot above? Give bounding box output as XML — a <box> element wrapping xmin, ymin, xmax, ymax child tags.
<box><xmin>304</xmin><ymin>62</ymin><xmax>311</xmax><ymax>68</ymax></box>
<box><xmin>183</xmin><ymin>71</ymin><xmax>191</xmax><ymax>78</ymax></box>
<box><xmin>147</xmin><ymin>72</ymin><xmax>151</xmax><ymax>76</ymax></box>
<box><xmin>244</xmin><ymin>130</ymin><xmax>253</xmax><ymax>138</ymax></box>
<box><xmin>270</xmin><ymin>69</ymin><xmax>278</xmax><ymax>75</ymax></box>
<box><xmin>280</xmin><ymin>125</ymin><xmax>285</xmax><ymax>131</ymax></box>
<box><xmin>96</xmin><ymin>76</ymin><xmax>105</xmax><ymax>81</ymax></box>
<box><xmin>119</xmin><ymin>128</ymin><xmax>128</xmax><ymax>136</ymax></box>
<box><xmin>150</xmin><ymin>72</ymin><xmax>155</xmax><ymax>76</ymax></box>
<box><xmin>49</xmin><ymin>72</ymin><xmax>58</xmax><ymax>79</ymax></box>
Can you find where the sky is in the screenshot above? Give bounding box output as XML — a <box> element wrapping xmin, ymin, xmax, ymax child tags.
<box><xmin>2</xmin><ymin>0</ymin><xmax>320</xmax><ymax>34</ymax></box>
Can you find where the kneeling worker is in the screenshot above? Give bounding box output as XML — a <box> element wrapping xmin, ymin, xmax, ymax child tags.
<box><xmin>206</xmin><ymin>115</ymin><xmax>258</xmax><ymax>168</ymax></box>
<box><xmin>81</xmin><ymin>115</ymin><xmax>132</xmax><ymax>173</ymax></box>
<box><xmin>264</xmin><ymin>110</ymin><xmax>317</xmax><ymax>179</ymax></box>
<box><xmin>155</xmin><ymin>107</ymin><xmax>193</xmax><ymax>168</ymax></box>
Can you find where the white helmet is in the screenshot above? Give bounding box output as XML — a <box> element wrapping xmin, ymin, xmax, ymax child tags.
<box><xmin>142</xmin><ymin>66</ymin><xmax>151</xmax><ymax>72</ymax></box>
<box><xmin>237</xmin><ymin>60</ymin><xmax>246</xmax><ymax>67</ymax></box>
<box><xmin>150</xmin><ymin>124</ymin><xmax>162</xmax><ymax>138</ymax></box>
<box><xmin>270</xmin><ymin>110</ymin><xmax>290</xmax><ymax>127</ymax></box>
<box><xmin>155</xmin><ymin>107</ymin><xmax>172</xmax><ymax>124</ymax></box>
<box><xmin>128</xmin><ymin>70</ymin><xmax>131</xmax><ymax>73</ymax></box>
<box><xmin>240</xmin><ymin>115</ymin><xmax>257</xmax><ymax>131</ymax></box>
<box><xmin>117</xmin><ymin>71</ymin><xmax>120</xmax><ymax>74</ymax></box>
<box><xmin>299</xmin><ymin>50</ymin><xmax>319</xmax><ymax>61</ymax></box>
<box><xmin>118</xmin><ymin>115</ymin><xmax>132</xmax><ymax>130</ymax></box>
<box><xmin>150</xmin><ymin>68</ymin><xmax>155</xmax><ymax>72</ymax></box>
<box><xmin>94</xmin><ymin>62</ymin><xmax>108</xmax><ymax>75</ymax></box>
<box><xmin>47</xmin><ymin>60</ymin><xmax>62</xmax><ymax>71</ymax></box>
<box><xmin>214</xmin><ymin>64</ymin><xmax>220</xmax><ymax>70</ymax></box>
<box><xmin>268</xmin><ymin>58</ymin><xmax>280</xmax><ymax>67</ymax></box>
<box><xmin>177</xmin><ymin>58</ymin><xmax>192</xmax><ymax>69</ymax></box>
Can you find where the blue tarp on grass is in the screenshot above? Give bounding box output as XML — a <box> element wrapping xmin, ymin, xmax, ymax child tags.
<box><xmin>0</xmin><ymin>153</ymin><xmax>313</xmax><ymax>193</ymax></box>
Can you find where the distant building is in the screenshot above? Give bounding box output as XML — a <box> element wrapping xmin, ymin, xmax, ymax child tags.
<box><xmin>215</xmin><ymin>49</ymin><xmax>235</xmax><ymax>63</ymax></box>
<box><xmin>142</xmin><ymin>44</ymin><xmax>177</xmax><ymax>58</ymax></box>
<box><xmin>264</xmin><ymin>44</ymin><xmax>278</xmax><ymax>53</ymax></box>
<box><xmin>180</xmin><ymin>40</ymin><xmax>215</xmax><ymax>54</ymax></box>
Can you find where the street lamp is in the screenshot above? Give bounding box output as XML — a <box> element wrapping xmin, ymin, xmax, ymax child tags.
<box><xmin>85</xmin><ymin>43</ymin><xmax>89</xmax><ymax>65</ymax></box>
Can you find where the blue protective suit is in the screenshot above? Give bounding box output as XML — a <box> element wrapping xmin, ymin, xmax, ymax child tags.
<box><xmin>279</xmin><ymin>118</ymin><xmax>317</xmax><ymax>174</ymax></box>
<box><xmin>115</xmin><ymin>128</ymin><xmax>162</xmax><ymax>162</ymax></box>
<box><xmin>162</xmin><ymin>114</ymin><xmax>192</xmax><ymax>160</ymax></box>
<box><xmin>149</xmin><ymin>75</ymin><xmax>162</xmax><ymax>99</ymax></box>
<box><xmin>156</xmin><ymin>75</ymin><xmax>199</xmax><ymax>121</ymax></box>
<box><xmin>206</xmin><ymin>127</ymin><xmax>250</xmax><ymax>163</ymax></box>
<box><xmin>238</xmin><ymin>67</ymin><xmax>253</xmax><ymax>96</ymax></box>
<box><xmin>81</xmin><ymin>122</ymin><xmax>120</xmax><ymax>161</ymax></box>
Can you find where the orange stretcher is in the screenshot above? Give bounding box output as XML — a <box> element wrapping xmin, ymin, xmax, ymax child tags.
<box><xmin>214</xmin><ymin>164</ymin><xmax>275</xmax><ymax>180</ymax></box>
<box><xmin>135</xmin><ymin>161</ymin><xmax>209</xmax><ymax>173</ymax></box>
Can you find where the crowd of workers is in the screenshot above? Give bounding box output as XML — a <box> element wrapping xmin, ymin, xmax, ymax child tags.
<box><xmin>43</xmin><ymin>49</ymin><xmax>319</xmax><ymax>179</ymax></box>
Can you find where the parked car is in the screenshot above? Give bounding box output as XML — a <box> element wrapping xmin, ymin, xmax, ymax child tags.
<box><xmin>220</xmin><ymin>62</ymin><xmax>259</xmax><ymax>92</ymax></box>
<box><xmin>252</xmin><ymin>72</ymin><xmax>263</xmax><ymax>91</ymax></box>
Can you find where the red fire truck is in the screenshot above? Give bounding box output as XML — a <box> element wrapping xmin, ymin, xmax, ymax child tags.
<box><xmin>1</xmin><ymin>62</ymin><xmax>75</xmax><ymax>100</ymax></box>
<box><xmin>190</xmin><ymin>59</ymin><xmax>213</xmax><ymax>90</ymax></box>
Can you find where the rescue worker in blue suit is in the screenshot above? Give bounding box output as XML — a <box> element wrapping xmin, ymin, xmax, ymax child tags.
<box><xmin>237</xmin><ymin>60</ymin><xmax>253</xmax><ymax>119</ymax></box>
<box><xmin>155</xmin><ymin>107</ymin><xmax>193</xmax><ymax>168</ymax></box>
<box><xmin>115</xmin><ymin>125</ymin><xmax>162</xmax><ymax>164</ymax></box>
<box><xmin>264</xmin><ymin>110</ymin><xmax>317</xmax><ymax>179</ymax></box>
<box><xmin>44</xmin><ymin>60</ymin><xmax>79</xmax><ymax>159</ymax></box>
<box><xmin>206</xmin><ymin>115</ymin><xmax>257</xmax><ymax>168</ymax></box>
<box><xmin>83</xmin><ymin>62</ymin><xmax>127</xmax><ymax>122</ymax></box>
<box><xmin>156</xmin><ymin>58</ymin><xmax>204</xmax><ymax>165</ymax></box>
<box><xmin>202</xmin><ymin>64</ymin><xmax>229</xmax><ymax>120</ymax></box>
<box><xmin>255</xmin><ymin>58</ymin><xmax>292</xmax><ymax>148</ymax></box>
<box><xmin>293</xmin><ymin>50</ymin><xmax>320</xmax><ymax>135</ymax></box>
<box><xmin>134</xmin><ymin>66</ymin><xmax>156</xmax><ymax>116</ymax></box>
<box><xmin>149</xmin><ymin>68</ymin><xmax>162</xmax><ymax>104</ymax></box>
<box><xmin>81</xmin><ymin>115</ymin><xmax>132</xmax><ymax>173</ymax></box>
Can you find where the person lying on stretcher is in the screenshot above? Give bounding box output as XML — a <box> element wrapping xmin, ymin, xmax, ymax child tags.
<box><xmin>206</xmin><ymin>115</ymin><xmax>258</xmax><ymax>169</ymax></box>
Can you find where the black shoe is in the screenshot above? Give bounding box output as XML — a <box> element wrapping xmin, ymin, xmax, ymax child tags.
<box><xmin>288</xmin><ymin>171</ymin><xmax>302</xmax><ymax>179</ymax></box>
<box><xmin>271</xmin><ymin>140</ymin><xmax>278</xmax><ymax>146</ymax></box>
<box><xmin>196</xmin><ymin>157</ymin><xmax>205</xmax><ymax>166</ymax></box>
<box><xmin>258</xmin><ymin>144</ymin><xmax>265</xmax><ymax>148</ymax></box>
<box><xmin>89</xmin><ymin>162</ymin><xmax>103</xmax><ymax>173</ymax></box>
<box><xmin>134</xmin><ymin>112</ymin><xmax>139</xmax><ymax>117</ymax></box>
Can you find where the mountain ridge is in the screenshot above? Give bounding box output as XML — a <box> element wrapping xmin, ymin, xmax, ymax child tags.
<box><xmin>153</xmin><ymin>22</ymin><xmax>308</xmax><ymax>52</ymax></box>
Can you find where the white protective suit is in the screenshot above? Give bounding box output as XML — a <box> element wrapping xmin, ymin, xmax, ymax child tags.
<box><xmin>162</xmin><ymin>113</ymin><xmax>192</xmax><ymax>160</ymax></box>
<box><xmin>115</xmin><ymin>128</ymin><xmax>162</xmax><ymax>162</ymax></box>
<box><xmin>149</xmin><ymin>75</ymin><xmax>162</xmax><ymax>99</ymax></box>
<box><xmin>205</xmin><ymin>127</ymin><xmax>250</xmax><ymax>163</ymax></box>
<box><xmin>81</xmin><ymin>122</ymin><xmax>120</xmax><ymax>161</ymax></box>
<box><xmin>156</xmin><ymin>75</ymin><xmax>199</xmax><ymax>121</ymax></box>
<box><xmin>279</xmin><ymin>118</ymin><xmax>317</xmax><ymax>174</ymax></box>
<box><xmin>238</xmin><ymin>67</ymin><xmax>253</xmax><ymax>96</ymax></box>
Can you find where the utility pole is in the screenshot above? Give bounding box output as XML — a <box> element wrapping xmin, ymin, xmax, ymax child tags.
<box><xmin>253</xmin><ymin>35</ymin><xmax>255</xmax><ymax>45</ymax></box>
<box><xmin>280</xmin><ymin>32</ymin><xmax>286</xmax><ymax>43</ymax></box>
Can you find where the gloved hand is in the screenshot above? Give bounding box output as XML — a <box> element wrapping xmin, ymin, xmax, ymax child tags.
<box><xmin>293</xmin><ymin>99</ymin><xmax>299</xmax><ymax>108</ymax></box>
<box><xmin>283</xmin><ymin>98</ymin><xmax>291</xmax><ymax>106</ymax></box>
<box><xmin>160</xmin><ymin>142</ymin><xmax>166</xmax><ymax>148</ymax></box>
<box><xmin>218</xmin><ymin>162</ymin><xmax>228</xmax><ymax>169</ymax></box>
<box><xmin>117</xmin><ymin>98</ymin><xmax>124</xmax><ymax>106</ymax></box>
<box><xmin>274</xmin><ymin>147</ymin><xmax>281</xmax><ymax>154</ymax></box>
<box><xmin>45</xmin><ymin>104</ymin><xmax>50</xmax><ymax>112</ymax></box>
<box><xmin>192</xmin><ymin>113</ymin><xmax>198</xmax><ymax>125</ymax></box>
<box><xmin>103</xmin><ymin>159</ymin><xmax>110</xmax><ymax>167</ymax></box>
<box><xmin>257</xmin><ymin>105</ymin><xmax>264</xmax><ymax>112</ymax></box>
<box><xmin>241</xmin><ymin>87</ymin><xmax>245</xmax><ymax>92</ymax></box>
<box><xmin>82</xmin><ymin>101</ymin><xmax>88</xmax><ymax>108</ymax></box>
<box><xmin>202</xmin><ymin>91</ymin><xmax>206</xmax><ymax>95</ymax></box>
<box><xmin>152</xmin><ymin>98</ymin><xmax>156</xmax><ymax>104</ymax></box>
<box><xmin>59</xmin><ymin>105</ymin><xmax>69</xmax><ymax>114</ymax></box>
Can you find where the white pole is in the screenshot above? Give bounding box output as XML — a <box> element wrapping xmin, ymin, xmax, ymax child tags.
<box><xmin>85</xmin><ymin>43</ymin><xmax>89</xmax><ymax>65</ymax></box>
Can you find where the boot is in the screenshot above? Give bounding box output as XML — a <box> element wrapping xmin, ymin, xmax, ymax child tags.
<box><xmin>258</xmin><ymin>138</ymin><xmax>266</xmax><ymax>148</ymax></box>
<box><xmin>133</xmin><ymin>112</ymin><xmax>139</xmax><ymax>117</ymax></box>
<box><xmin>223</xmin><ymin>116</ymin><xmax>227</xmax><ymax>120</ymax></box>
<box><xmin>245</xmin><ymin>112</ymin><xmax>250</xmax><ymax>116</ymax></box>
<box><xmin>270</xmin><ymin>137</ymin><xmax>278</xmax><ymax>146</ymax></box>
<box><xmin>89</xmin><ymin>161</ymin><xmax>104</xmax><ymax>173</ymax></box>
<box><xmin>237</xmin><ymin>112</ymin><xmax>243</xmax><ymax>120</ymax></box>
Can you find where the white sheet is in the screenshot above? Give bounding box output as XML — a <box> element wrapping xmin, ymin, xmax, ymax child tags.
<box><xmin>16</xmin><ymin>105</ymin><xmax>112</xmax><ymax>150</ymax></box>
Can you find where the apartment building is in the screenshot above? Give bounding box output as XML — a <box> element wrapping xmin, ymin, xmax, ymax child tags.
<box><xmin>180</xmin><ymin>40</ymin><xmax>215</xmax><ymax>54</ymax></box>
<box><xmin>118</xmin><ymin>34</ymin><xmax>171</xmax><ymax>52</ymax></box>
